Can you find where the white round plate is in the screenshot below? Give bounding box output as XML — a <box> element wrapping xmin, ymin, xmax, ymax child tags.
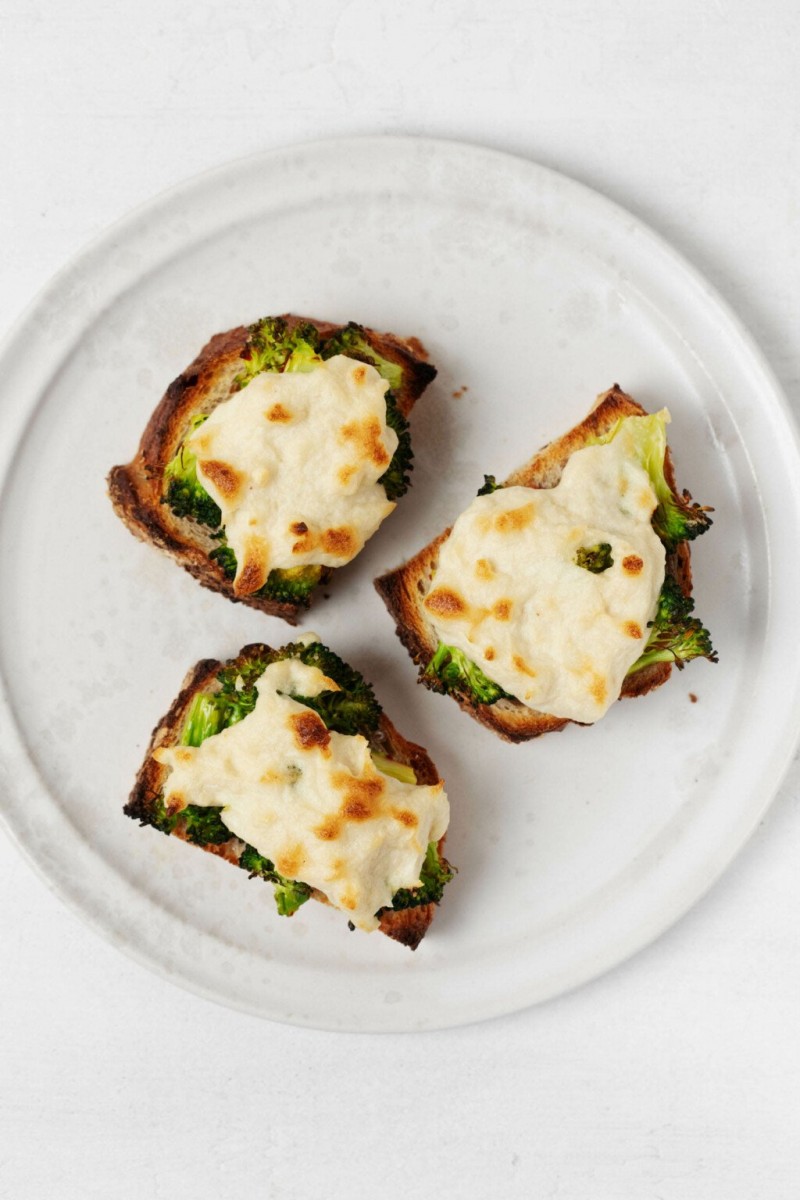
<box><xmin>1</xmin><ymin>137</ymin><xmax>799</xmax><ymax>1032</ymax></box>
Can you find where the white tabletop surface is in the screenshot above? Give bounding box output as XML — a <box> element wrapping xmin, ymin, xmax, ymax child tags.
<box><xmin>2</xmin><ymin>2</ymin><xmax>800</xmax><ymax>1196</ymax></box>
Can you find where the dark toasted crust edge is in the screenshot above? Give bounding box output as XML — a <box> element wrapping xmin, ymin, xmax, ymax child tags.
<box><xmin>375</xmin><ymin>385</ymin><xmax>695</xmax><ymax>743</ymax></box>
<box><xmin>108</xmin><ymin>316</ymin><xmax>437</xmax><ymax>624</ymax></box>
<box><xmin>124</xmin><ymin>643</ymin><xmax>447</xmax><ymax>950</ymax></box>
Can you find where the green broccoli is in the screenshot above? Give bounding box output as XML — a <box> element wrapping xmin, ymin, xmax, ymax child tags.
<box><xmin>181</xmin><ymin>805</ymin><xmax>231</xmax><ymax>845</ymax></box>
<box><xmin>627</xmin><ymin>576</ymin><xmax>717</xmax><ymax>675</ymax></box>
<box><xmin>389</xmin><ymin>842</ymin><xmax>454</xmax><ymax>911</ymax></box>
<box><xmin>234</xmin><ymin>316</ymin><xmax>322</xmax><ymax>388</ymax></box>
<box><xmin>180</xmin><ymin>693</ymin><xmax>226</xmax><ymax>747</ymax></box>
<box><xmin>379</xmin><ymin>394</ymin><xmax>414</xmax><ymax>501</ymax></box>
<box><xmin>178</xmin><ymin>639</ymin><xmax>383</xmax><ymax>751</ymax></box>
<box><xmin>261</xmin><ymin>564</ymin><xmax>325</xmax><ymax>605</ymax></box>
<box><xmin>593</xmin><ymin>412</ymin><xmax>713</xmax><ymax>549</ymax></box>
<box><xmin>283</xmin><ymin>639</ymin><xmax>382</xmax><ymax>736</ymax></box>
<box><xmin>147</xmin><ymin>797</ymin><xmax>230</xmax><ymax>845</ymax></box>
<box><xmin>209</xmin><ymin>542</ymin><xmax>324</xmax><ymax>607</ymax></box>
<box><xmin>575</xmin><ymin>542</ymin><xmax>614</xmax><ymax>573</ymax></box>
<box><xmin>425</xmin><ymin>642</ymin><xmax>508</xmax><ymax>706</ymax></box>
<box><xmin>371</xmin><ymin>753</ymin><xmax>416</xmax><ymax>785</ymax></box>
<box><xmin>321</xmin><ymin>321</ymin><xmax>404</xmax><ymax>393</ymax></box>
<box><xmin>162</xmin><ymin>415</ymin><xmax>222</xmax><ymax>528</ymax></box>
<box><xmin>239</xmin><ymin>845</ymin><xmax>312</xmax><ymax>916</ymax></box>
<box><xmin>476</xmin><ymin>474</ymin><xmax>501</xmax><ymax>496</ymax></box>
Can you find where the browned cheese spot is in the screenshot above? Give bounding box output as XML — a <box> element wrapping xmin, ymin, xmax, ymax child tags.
<box><xmin>589</xmin><ymin>674</ymin><xmax>608</xmax><ymax>706</ymax></box>
<box><xmin>512</xmin><ymin>654</ymin><xmax>536</xmax><ymax>678</ymax></box>
<box><xmin>338</xmin><ymin>464</ymin><xmax>357</xmax><ymax>487</ymax></box>
<box><xmin>639</xmin><ymin>487</ymin><xmax>655</xmax><ymax>510</ymax></box>
<box><xmin>623</xmin><ymin>621</ymin><xmax>643</xmax><ymax>640</ymax></box>
<box><xmin>339</xmin><ymin>892</ymin><xmax>358</xmax><ymax>912</ymax></box>
<box><xmin>174</xmin><ymin>748</ymin><xmax>193</xmax><ymax>764</ymax></box>
<box><xmin>266</xmin><ymin>403</ymin><xmax>292</xmax><ymax>423</ymax></box>
<box><xmin>475</xmin><ymin>558</ymin><xmax>495</xmax><ymax>581</ymax></box>
<box><xmin>234</xmin><ymin>535</ymin><xmax>269</xmax><ymax>595</ymax></box>
<box><xmin>313</xmin><ymin>816</ymin><xmax>341</xmax><ymax>842</ymax></box>
<box><xmin>334</xmin><ymin>772</ymin><xmax>385</xmax><ymax>822</ymax></box>
<box><xmin>495</xmin><ymin>503</ymin><xmax>535</xmax><ymax>534</ymax></box>
<box><xmin>484</xmin><ymin>647</ymin><xmax>496</xmax><ymax>661</ymax></box>
<box><xmin>340</xmin><ymin>416</ymin><xmax>390</xmax><ymax>468</ymax></box>
<box><xmin>424</xmin><ymin>587</ymin><xmax>468</xmax><ymax>619</ymax></box>
<box><xmin>622</xmin><ymin>554</ymin><xmax>644</xmax><ymax>575</ymax></box>
<box><xmin>392</xmin><ymin>808</ymin><xmax>419</xmax><ymax>829</ymax></box>
<box><xmin>199</xmin><ymin>459</ymin><xmax>244</xmax><ymax>500</ymax></box>
<box><xmin>321</xmin><ymin>526</ymin><xmax>357</xmax><ymax>559</ymax></box>
<box><xmin>291</xmin><ymin>524</ymin><xmax>315</xmax><ymax>555</ymax></box>
<box><xmin>275</xmin><ymin>845</ymin><xmax>305</xmax><ymax>879</ymax></box>
<box><xmin>493</xmin><ymin>599</ymin><xmax>513</xmax><ymax>621</ymax></box>
<box><xmin>352</xmin><ymin>365</ymin><xmax>367</xmax><ymax>384</ymax></box>
<box><xmin>289</xmin><ymin>710</ymin><xmax>331</xmax><ymax>754</ymax></box>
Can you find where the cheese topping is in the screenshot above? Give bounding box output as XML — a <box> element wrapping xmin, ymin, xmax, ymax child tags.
<box><xmin>154</xmin><ymin>658</ymin><xmax>449</xmax><ymax>931</ymax></box>
<box><xmin>186</xmin><ymin>356</ymin><xmax>398</xmax><ymax>594</ymax></box>
<box><xmin>424</xmin><ymin>415</ymin><xmax>668</xmax><ymax>723</ymax></box>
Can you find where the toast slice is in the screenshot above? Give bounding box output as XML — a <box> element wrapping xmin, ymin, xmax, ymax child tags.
<box><xmin>125</xmin><ymin>638</ymin><xmax>453</xmax><ymax>949</ymax></box>
<box><xmin>109</xmin><ymin>316</ymin><xmax>437</xmax><ymax>624</ymax></box>
<box><xmin>376</xmin><ymin>385</ymin><xmax>714</xmax><ymax>743</ymax></box>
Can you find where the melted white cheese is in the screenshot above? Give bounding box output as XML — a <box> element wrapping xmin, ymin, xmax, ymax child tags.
<box><xmin>155</xmin><ymin>657</ymin><xmax>449</xmax><ymax>931</ymax></box>
<box><xmin>424</xmin><ymin>414</ymin><xmax>667</xmax><ymax>723</ymax></box>
<box><xmin>186</xmin><ymin>356</ymin><xmax>398</xmax><ymax>594</ymax></box>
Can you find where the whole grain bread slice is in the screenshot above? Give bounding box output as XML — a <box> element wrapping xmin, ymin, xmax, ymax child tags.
<box><xmin>125</xmin><ymin>643</ymin><xmax>450</xmax><ymax>949</ymax></box>
<box><xmin>375</xmin><ymin>385</ymin><xmax>696</xmax><ymax>743</ymax></box>
<box><xmin>108</xmin><ymin>315</ymin><xmax>436</xmax><ymax>624</ymax></box>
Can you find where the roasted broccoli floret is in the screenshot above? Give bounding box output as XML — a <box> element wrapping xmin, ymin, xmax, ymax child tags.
<box><xmin>575</xmin><ymin>542</ymin><xmax>614</xmax><ymax>573</ymax></box>
<box><xmin>180</xmin><ymin>693</ymin><xmax>227</xmax><ymax>747</ymax></box>
<box><xmin>147</xmin><ymin>797</ymin><xmax>230</xmax><ymax>845</ymax></box>
<box><xmin>181</xmin><ymin>805</ymin><xmax>231</xmax><ymax>845</ymax></box>
<box><xmin>425</xmin><ymin>642</ymin><xmax>509</xmax><ymax>706</ymax></box>
<box><xmin>262</xmin><ymin>564</ymin><xmax>325</xmax><ymax>604</ymax></box>
<box><xmin>594</xmin><ymin>412</ymin><xmax>713</xmax><ymax>549</ymax></box>
<box><xmin>283</xmin><ymin>639</ymin><xmax>382</xmax><ymax>736</ymax></box>
<box><xmin>162</xmin><ymin>415</ymin><xmax>222</xmax><ymax>528</ymax></box>
<box><xmin>239</xmin><ymin>845</ymin><xmax>312</xmax><ymax>916</ymax></box>
<box><xmin>476</xmin><ymin>474</ymin><xmax>501</xmax><ymax>496</ymax></box>
<box><xmin>209</xmin><ymin>542</ymin><xmax>323</xmax><ymax>607</ymax></box>
<box><xmin>371</xmin><ymin>753</ymin><xmax>416</xmax><ymax>785</ymax></box>
<box><xmin>179</xmin><ymin>640</ymin><xmax>383</xmax><ymax>750</ymax></box>
<box><xmin>235</xmin><ymin>316</ymin><xmax>322</xmax><ymax>387</ymax></box>
<box><xmin>379</xmin><ymin>395</ymin><xmax>414</xmax><ymax>501</ymax></box>
<box><xmin>321</xmin><ymin>321</ymin><xmax>404</xmax><ymax>393</ymax></box>
<box><xmin>389</xmin><ymin>842</ymin><xmax>454</xmax><ymax>911</ymax></box>
<box><xmin>627</xmin><ymin>576</ymin><xmax>717</xmax><ymax>675</ymax></box>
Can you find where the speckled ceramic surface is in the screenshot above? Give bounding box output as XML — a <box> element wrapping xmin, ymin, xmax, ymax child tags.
<box><xmin>1</xmin><ymin>137</ymin><xmax>799</xmax><ymax>1031</ymax></box>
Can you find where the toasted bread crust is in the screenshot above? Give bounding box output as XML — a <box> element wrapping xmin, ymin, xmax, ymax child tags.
<box><xmin>125</xmin><ymin>644</ymin><xmax>447</xmax><ymax>949</ymax></box>
<box><xmin>108</xmin><ymin>316</ymin><xmax>436</xmax><ymax>623</ymax></box>
<box><xmin>375</xmin><ymin>385</ymin><xmax>696</xmax><ymax>743</ymax></box>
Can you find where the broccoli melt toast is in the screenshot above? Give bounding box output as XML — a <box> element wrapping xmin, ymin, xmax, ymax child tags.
<box><xmin>125</xmin><ymin>636</ymin><xmax>453</xmax><ymax>949</ymax></box>
<box><xmin>376</xmin><ymin>385</ymin><xmax>717</xmax><ymax>743</ymax></box>
<box><xmin>108</xmin><ymin>316</ymin><xmax>437</xmax><ymax>623</ymax></box>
